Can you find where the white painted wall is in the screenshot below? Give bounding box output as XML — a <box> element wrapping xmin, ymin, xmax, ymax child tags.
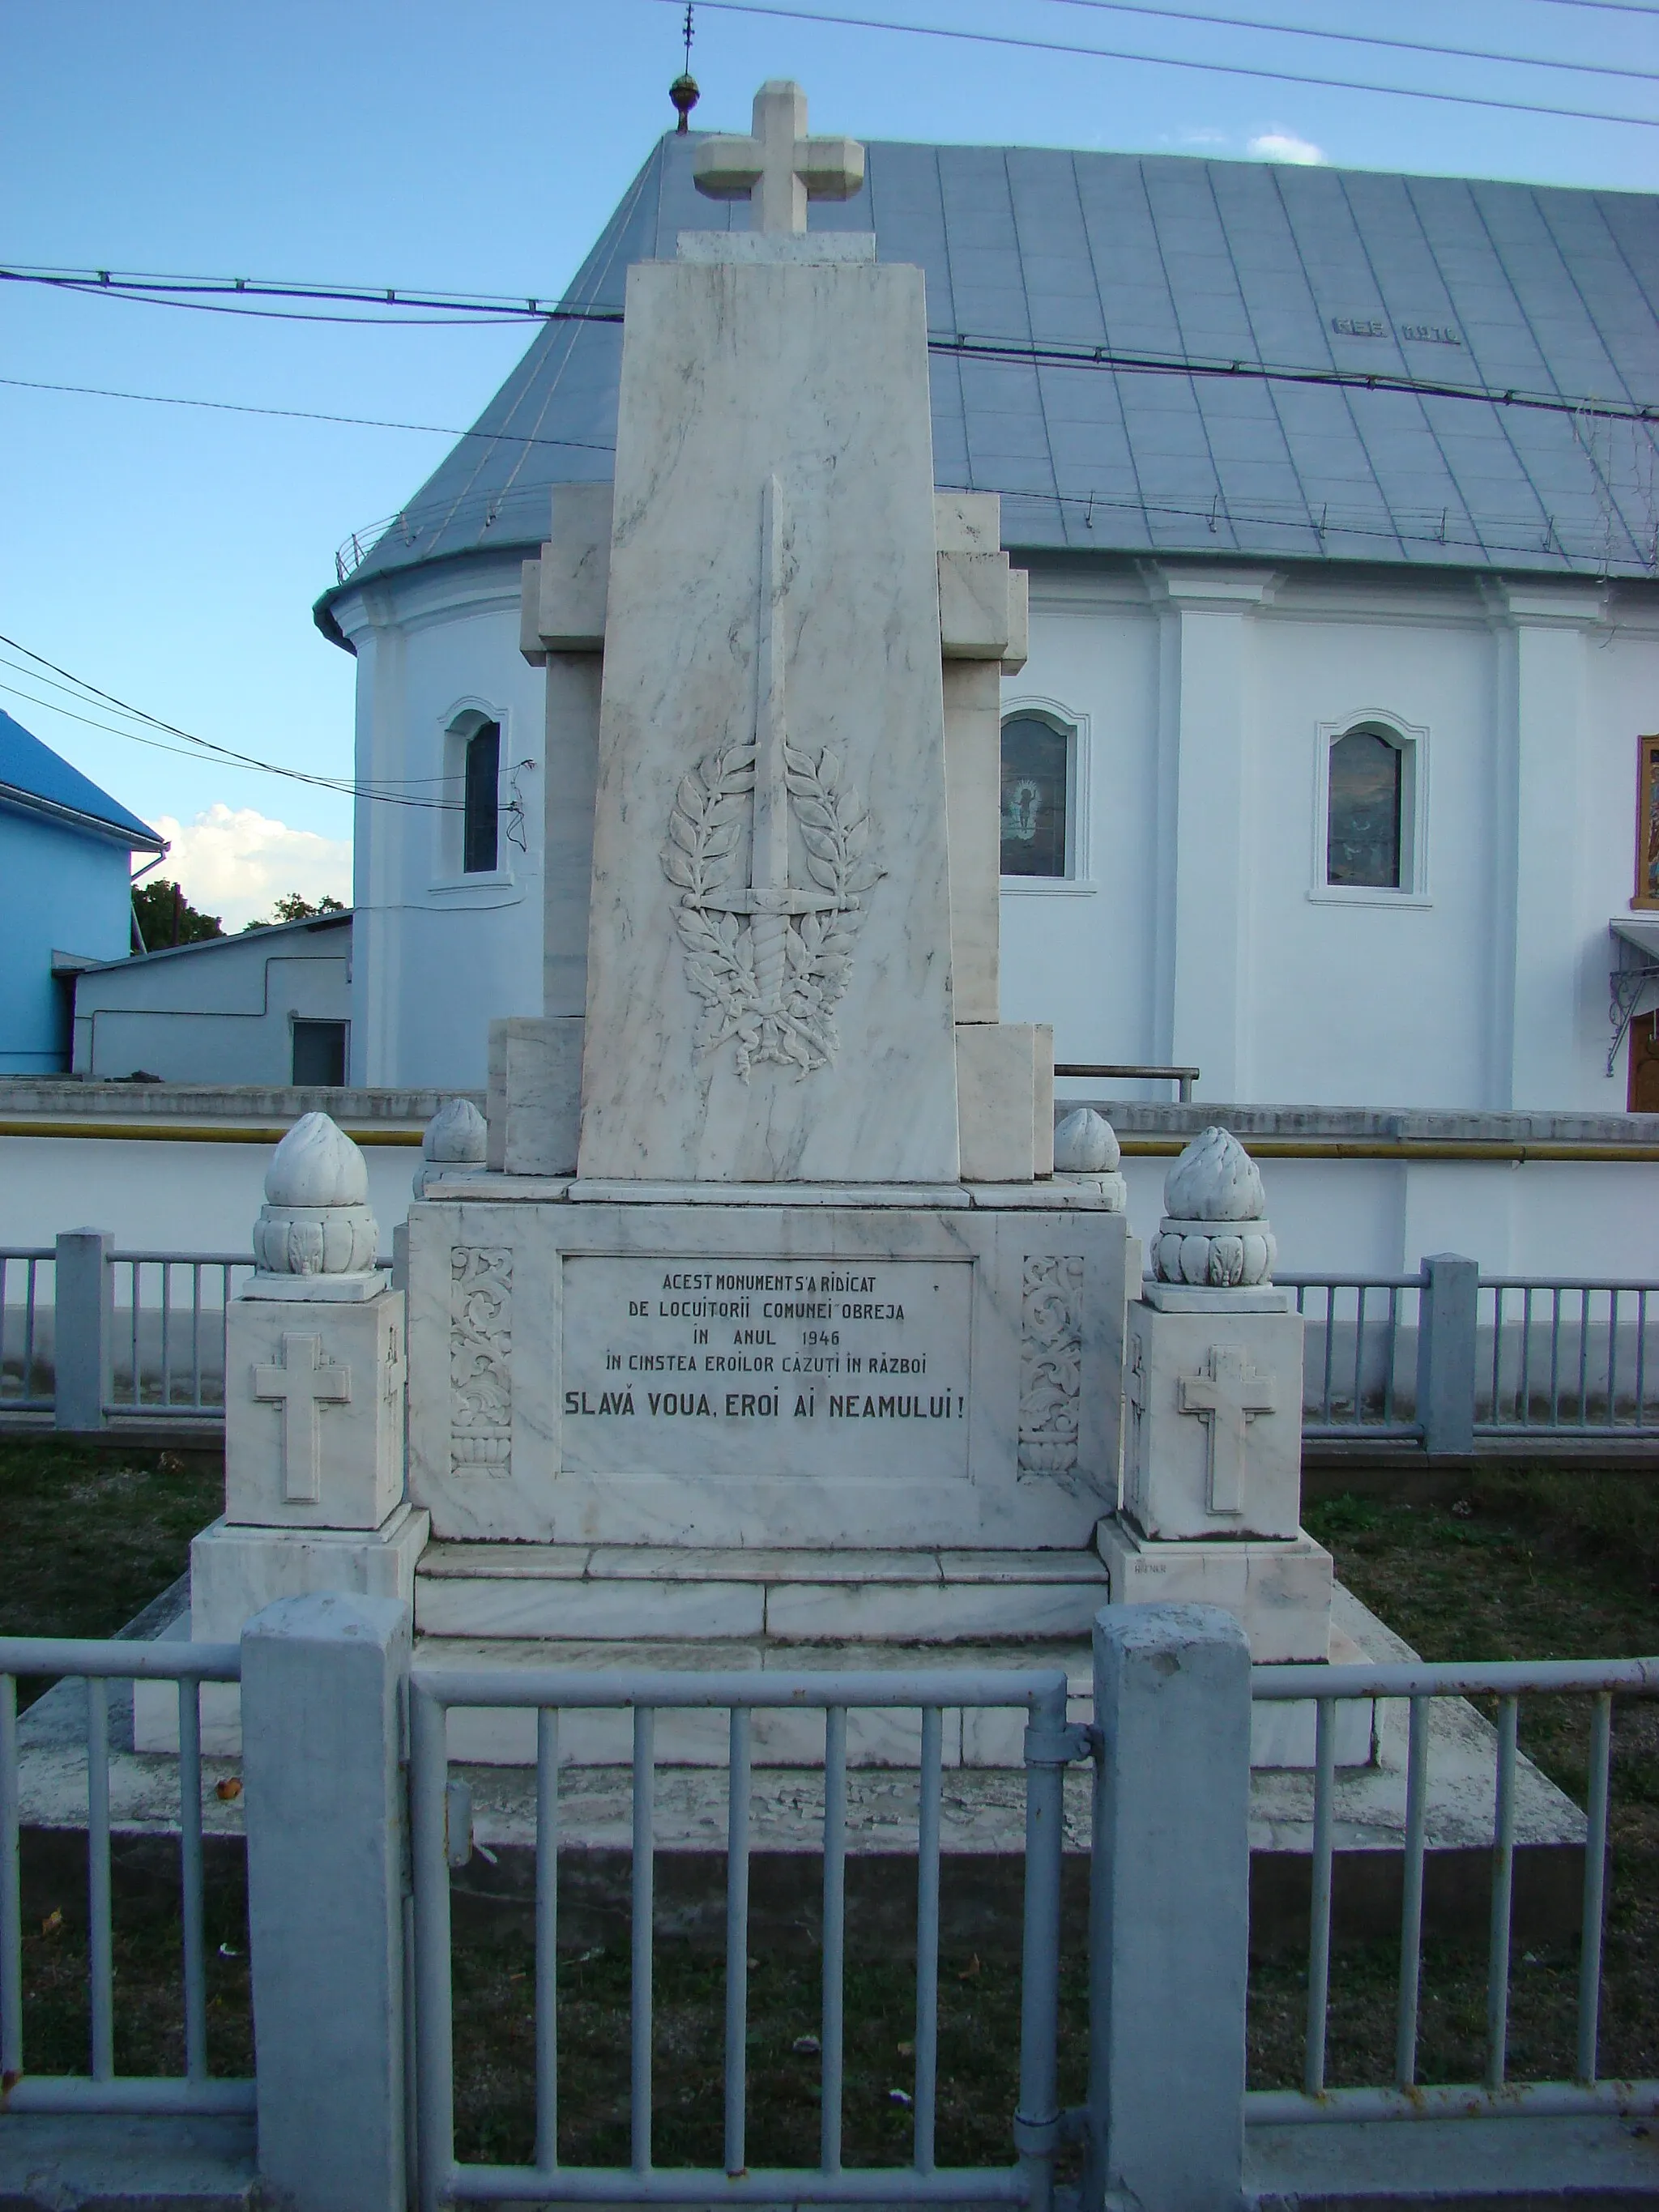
<box><xmin>1</xmin><ymin>1130</ymin><xmax>1649</xmax><ymax>1284</ymax></box>
<box><xmin>0</xmin><ymin>1134</ymin><xmax>420</xmax><ymax>1258</ymax></box>
<box><xmin>70</xmin><ymin>921</ymin><xmax>350</xmax><ymax>1084</ymax></box>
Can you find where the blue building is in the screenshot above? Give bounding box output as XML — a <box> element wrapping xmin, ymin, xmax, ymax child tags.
<box><xmin>0</xmin><ymin>710</ymin><xmax>165</xmax><ymax>1073</ymax></box>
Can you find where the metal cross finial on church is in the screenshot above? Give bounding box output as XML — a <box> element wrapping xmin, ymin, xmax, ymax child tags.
<box><xmin>254</xmin><ymin>1331</ymin><xmax>352</xmax><ymax>1504</ymax></box>
<box><xmin>693</xmin><ymin>80</ymin><xmax>865</xmax><ymax>235</ymax></box>
<box><xmin>1177</xmin><ymin>1344</ymin><xmax>1277</xmax><ymax>1516</ymax></box>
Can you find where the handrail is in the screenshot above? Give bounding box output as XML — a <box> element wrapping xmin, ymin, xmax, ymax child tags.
<box><xmin>1253</xmin><ymin>1655</ymin><xmax>1659</xmax><ymax>1699</ymax></box>
<box><xmin>0</xmin><ymin>1635</ymin><xmax>240</xmax><ymax>1679</ymax></box>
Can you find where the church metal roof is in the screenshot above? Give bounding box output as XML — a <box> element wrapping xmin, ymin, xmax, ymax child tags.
<box><xmin>0</xmin><ymin>709</ymin><xmax>164</xmax><ymax>850</ymax></box>
<box><xmin>316</xmin><ymin>130</ymin><xmax>1659</xmax><ymax>638</ymax></box>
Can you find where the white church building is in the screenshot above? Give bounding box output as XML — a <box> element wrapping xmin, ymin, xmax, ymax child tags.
<box><xmin>315</xmin><ymin>124</ymin><xmax>1659</xmax><ymax>1119</ymax></box>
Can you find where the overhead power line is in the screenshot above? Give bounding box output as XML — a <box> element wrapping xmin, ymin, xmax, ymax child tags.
<box><xmin>0</xmin><ymin>266</ymin><xmax>603</xmax><ymax>326</ymax></box>
<box><xmin>0</xmin><ymin>635</ymin><xmax>459</xmax><ymax>813</ymax></box>
<box><xmin>5</xmin><ymin>343</ymin><xmax>1653</xmax><ymax>438</ymax></box>
<box><xmin>1048</xmin><ymin>0</ymin><xmax>1658</xmax><ymax>81</ymax></box>
<box><xmin>0</xmin><ymin>373</ymin><xmax>619</xmax><ymax>453</ymax></box>
<box><xmin>1521</xmin><ymin>0</ymin><xmax>1659</xmax><ymax>16</ymax></box>
<box><xmin>928</xmin><ymin>334</ymin><xmax>1659</xmax><ymax>423</ymax></box>
<box><xmin>648</xmin><ymin>0</ymin><xmax>1659</xmax><ymax>125</ymax></box>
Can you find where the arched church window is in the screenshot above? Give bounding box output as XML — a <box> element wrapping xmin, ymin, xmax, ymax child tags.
<box><xmin>463</xmin><ymin>721</ymin><xmax>501</xmax><ymax>875</ymax></box>
<box><xmin>1326</xmin><ymin>725</ymin><xmax>1403</xmax><ymax>889</ymax></box>
<box><xmin>1000</xmin><ymin>712</ymin><xmax>1073</xmax><ymax>878</ymax></box>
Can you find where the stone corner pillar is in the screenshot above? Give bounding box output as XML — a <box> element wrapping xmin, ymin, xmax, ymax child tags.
<box><xmin>140</xmin><ymin>1115</ymin><xmax>429</xmax><ymax>1757</ymax></box>
<box><xmin>1100</xmin><ymin>1127</ymin><xmax>1331</xmax><ymax>1673</ymax></box>
<box><xmin>1087</xmin><ymin>1600</ymin><xmax>1249</xmax><ymax>2212</ymax></box>
<box><xmin>241</xmin><ymin>1590</ymin><xmax>411</xmax><ymax>2212</ymax></box>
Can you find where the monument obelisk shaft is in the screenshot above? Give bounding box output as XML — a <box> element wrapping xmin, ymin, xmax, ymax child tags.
<box><xmin>576</xmin><ymin>83</ymin><xmax>959</xmax><ymax>1184</ymax></box>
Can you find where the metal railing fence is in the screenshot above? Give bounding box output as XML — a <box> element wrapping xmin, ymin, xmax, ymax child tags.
<box><xmin>1478</xmin><ymin>1280</ymin><xmax>1658</xmax><ymax>1436</ymax></box>
<box><xmin>409</xmin><ymin>1664</ymin><xmax>1085</xmax><ymax>2212</ymax></box>
<box><xmin>1281</xmin><ymin>1275</ymin><xmax>1422</xmax><ymax>1439</ymax></box>
<box><xmin>0</xmin><ymin>1634</ymin><xmax>250</xmax><ymax>2117</ymax></box>
<box><xmin>105</xmin><ymin>1252</ymin><xmax>254</xmax><ymax>1416</ymax></box>
<box><xmin>1247</xmin><ymin>1653</ymin><xmax>1659</xmax><ymax>2125</ymax></box>
<box><xmin>0</xmin><ymin>1249</ymin><xmax>53</xmax><ymax>1410</ymax></box>
<box><xmin>7</xmin><ymin>1237</ymin><xmax>1659</xmax><ymax>1447</ymax></box>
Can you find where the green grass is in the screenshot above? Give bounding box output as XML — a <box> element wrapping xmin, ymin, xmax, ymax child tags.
<box><xmin>6</xmin><ymin>1438</ymin><xmax>1659</xmax><ymax>2143</ymax></box>
<box><xmin>0</xmin><ymin>1434</ymin><xmax>224</xmax><ymax>1648</ymax></box>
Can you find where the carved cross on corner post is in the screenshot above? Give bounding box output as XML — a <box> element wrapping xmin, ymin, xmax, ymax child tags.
<box><xmin>254</xmin><ymin>1332</ymin><xmax>352</xmax><ymax>1505</ymax></box>
<box><xmin>692</xmin><ymin>79</ymin><xmax>864</xmax><ymax>234</ymax></box>
<box><xmin>1177</xmin><ymin>1345</ymin><xmax>1277</xmax><ymax>1517</ymax></box>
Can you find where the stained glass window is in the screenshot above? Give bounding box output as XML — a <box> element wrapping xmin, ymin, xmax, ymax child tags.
<box><xmin>1326</xmin><ymin>727</ymin><xmax>1402</xmax><ymax>889</ymax></box>
<box><xmin>1000</xmin><ymin>714</ymin><xmax>1070</xmax><ymax>878</ymax></box>
<box><xmin>463</xmin><ymin>720</ymin><xmax>501</xmax><ymax>875</ymax></box>
<box><xmin>1638</xmin><ymin>735</ymin><xmax>1659</xmax><ymax>910</ymax></box>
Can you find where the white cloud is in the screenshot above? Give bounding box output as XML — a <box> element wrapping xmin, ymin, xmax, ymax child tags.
<box><xmin>1247</xmin><ymin>130</ymin><xmax>1327</xmax><ymax>166</ymax></box>
<box><xmin>1178</xmin><ymin>128</ymin><xmax>1230</xmax><ymax>148</ymax></box>
<box><xmin>151</xmin><ymin>804</ymin><xmax>352</xmax><ymax>932</ymax></box>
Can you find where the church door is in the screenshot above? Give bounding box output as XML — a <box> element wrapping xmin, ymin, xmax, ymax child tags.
<box><xmin>1630</xmin><ymin>1013</ymin><xmax>1659</xmax><ymax>1114</ymax></box>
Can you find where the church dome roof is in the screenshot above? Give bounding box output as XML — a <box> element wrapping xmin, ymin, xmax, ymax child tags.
<box><xmin>315</xmin><ymin>129</ymin><xmax>1659</xmax><ymax>644</ymax></box>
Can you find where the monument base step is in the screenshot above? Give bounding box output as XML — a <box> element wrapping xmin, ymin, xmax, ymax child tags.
<box><xmin>412</xmin><ymin>1541</ymin><xmax>1111</xmax><ymax>1645</ymax></box>
<box><xmin>413</xmin><ymin>1624</ymin><xmax>1374</xmax><ymax>1770</ymax></box>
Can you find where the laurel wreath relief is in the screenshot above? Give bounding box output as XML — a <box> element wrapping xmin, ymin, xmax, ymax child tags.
<box><xmin>661</xmin><ymin>739</ymin><xmax>881</xmax><ymax>1080</ymax></box>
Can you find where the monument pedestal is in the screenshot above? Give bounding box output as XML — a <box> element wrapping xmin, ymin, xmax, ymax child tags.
<box><xmin>405</xmin><ymin>1178</ymin><xmax>1131</xmax><ymax>1551</ymax></box>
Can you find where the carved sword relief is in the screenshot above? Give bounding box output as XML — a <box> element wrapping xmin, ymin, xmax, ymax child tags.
<box><xmin>662</xmin><ymin>477</ymin><xmax>881</xmax><ymax>1079</ymax></box>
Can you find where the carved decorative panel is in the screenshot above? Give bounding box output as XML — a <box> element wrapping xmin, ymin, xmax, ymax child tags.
<box><xmin>1018</xmin><ymin>1254</ymin><xmax>1084</xmax><ymax>1476</ymax></box>
<box><xmin>450</xmin><ymin>1246</ymin><xmax>513</xmax><ymax>1477</ymax></box>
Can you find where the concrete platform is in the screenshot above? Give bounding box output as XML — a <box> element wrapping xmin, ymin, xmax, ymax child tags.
<box><xmin>0</xmin><ymin>2114</ymin><xmax>256</xmax><ymax>2212</ymax></box>
<box><xmin>1243</xmin><ymin>2112</ymin><xmax>1659</xmax><ymax>2207</ymax></box>
<box><xmin>19</xmin><ymin>1583</ymin><xmax>1584</xmax><ymax>1959</ymax></box>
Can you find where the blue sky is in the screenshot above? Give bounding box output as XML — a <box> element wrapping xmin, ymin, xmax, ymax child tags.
<box><xmin>3</xmin><ymin>0</ymin><xmax>1653</xmax><ymax>920</ymax></box>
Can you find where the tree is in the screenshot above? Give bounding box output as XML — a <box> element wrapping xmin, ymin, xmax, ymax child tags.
<box><xmin>131</xmin><ymin>877</ymin><xmax>224</xmax><ymax>952</ymax></box>
<box><xmin>241</xmin><ymin>892</ymin><xmax>348</xmax><ymax>931</ymax></box>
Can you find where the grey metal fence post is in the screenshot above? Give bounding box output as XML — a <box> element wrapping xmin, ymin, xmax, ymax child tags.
<box><xmin>1085</xmin><ymin>1603</ymin><xmax>1250</xmax><ymax>2212</ymax></box>
<box><xmin>241</xmin><ymin>1591</ymin><xmax>412</xmax><ymax>2212</ymax></box>
<box><xmin>53</xmin><ymin>1229</ymin><xmax>112</xmax><ymax>1432</ymax></box>
<box><xmin>1417</xmin><ymin>1252</ymin><xmax>1478</xmax><ymax>1458</ymax></box>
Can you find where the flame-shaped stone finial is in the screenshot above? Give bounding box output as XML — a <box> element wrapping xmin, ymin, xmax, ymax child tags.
<box><xmin>1051</xmin><ymin>1106</ymin><xmax>1127</xmax><ymax>1210</ymax></box>
<box><xmin>414</xmin><ymin>1097</ymin><xmax>488</xmax><ymax>1198</ymax></box>
<box><xmin>254</xmin><ymin>1113</ymin><xmax>379</xmax><ymax>1280</ymax></box>
<box><xmin>1163</xmin><ymin>1125</ymin><xmax>1265</xmax><ymax>1222</ymax></box>
<box><xmin>265</xmin><ymin>1111</ymin><xmax>369</xmax><ymax>1208</ymax></box>
<box><xmin>1152</xmin><ymin>1127</ymin><xmax>1275</xmax><ymax>1288</ymax></box>
<box><xmin>1053</xmin><ymin>1106</ymin><xmax>1120</xmax><ymax>1174</ymax></box>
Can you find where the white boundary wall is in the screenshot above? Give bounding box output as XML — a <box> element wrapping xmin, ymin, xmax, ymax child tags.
<box><xmin>2</xmin><ymin>1086</ymin><xmax>1656</xmax><ymax>1281</ymax></box>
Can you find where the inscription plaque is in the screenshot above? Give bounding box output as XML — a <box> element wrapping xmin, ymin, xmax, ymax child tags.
<box><xmin>559</xmin><ymin>1254</ymin><xmax>973</xmax><ymax>1479</ymax></box>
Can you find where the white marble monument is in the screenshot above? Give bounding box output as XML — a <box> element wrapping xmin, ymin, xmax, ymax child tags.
<box><xmin>390</xmin><ymin>79</ymin><xmax>1130</xmax><ymax>1716</ymax></box>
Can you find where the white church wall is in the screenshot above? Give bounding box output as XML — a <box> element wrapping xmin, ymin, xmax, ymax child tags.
<box><xmin>999</xmin><ymin>578</ymin><xmax>1161</xmax><ymax>1074</ymax></box>
<box><xmin>1247</xmin><ymin>589</ymin><xmax>1495</xmax><ymax>1109</ymax></box>
<box><xmin>1009</xmin><ymin>569</ymin><xmax>1659</xmax><ymax>1117</ymax></box>
<box><xmin>333</xmin><ymin>554</ymin><xmax>546</xmax><ymax>1090</ymax></box>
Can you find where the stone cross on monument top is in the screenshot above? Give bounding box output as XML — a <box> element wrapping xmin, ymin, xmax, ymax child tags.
<box><xmin>692</xmin><ymin>79</ymin><xmax>865</xmax><ymax>233</ymax></box>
